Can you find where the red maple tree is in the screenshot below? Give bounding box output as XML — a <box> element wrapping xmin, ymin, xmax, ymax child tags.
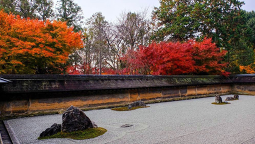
<box><xmin>119</xmin><ymin>38</ymin><xmax>228</xmax><ymax>75</ymax></box>
<box><xmin>191</xmin><ymin>38</ymin><xmax>228</xmax><ymax>75</ymax></box>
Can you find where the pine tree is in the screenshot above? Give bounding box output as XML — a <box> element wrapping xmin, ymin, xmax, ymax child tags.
<box><xmin>56</xmin><ymin>0</ymin><xmax>84</xmax><ymax>32</ymax></box>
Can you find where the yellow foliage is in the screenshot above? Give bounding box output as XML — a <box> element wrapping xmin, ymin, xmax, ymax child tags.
<box><xmin>10</xmin><ymin>60</ymin><xmax>23</xmax><ymax>65</ymax></box>
<box><xmin>240</xmin><ymin>65</ymin><xmax>255</xmax><ymax>74</ymax></box>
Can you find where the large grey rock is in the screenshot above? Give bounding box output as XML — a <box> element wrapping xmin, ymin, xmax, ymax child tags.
<box><xmin>128</xmin><ymin>100</ymin><xmax>146</xmax><ymax>109</ymax></box>
<box><xmin>61</xmin><ymin>106</ymin><xmax>96</xmax><ymax>132</ymax></box>
<box><xmin>225</xmin><ymin>94</ymin><xmax>239</xmax><ymax>101</ymax></box>
<box><xmin>215</xmin><ymin>95</ymin><xmax>222</xmax><ymax>103</ymax></box>
<box><xmin>39</xmin><ymin>123</ymin><xmax>61</xmax><ymax>137</ymax></box>
<box><xmin>225</xmin><ymin>97</ymin><xmax>235</xmax><ymax>101</ymax></box>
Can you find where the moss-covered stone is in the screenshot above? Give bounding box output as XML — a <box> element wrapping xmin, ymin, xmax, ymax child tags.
<box><xmin>38</xmin><ymin>127</ymin><xmax>107</xmax><ymax>140</ymax></box>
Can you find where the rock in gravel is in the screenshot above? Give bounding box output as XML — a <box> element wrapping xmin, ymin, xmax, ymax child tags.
<box><xmin>225</xmin><ymin>97</ymin><xmax>235</xmax><ymax>101</ymax></box>
<box><xmin>39</xmin><ymin>123</ymin><xmax>61</xmax><ymax>137</ymax></box>
<box><xmin>234</xmin><ymin>94</ymin><xmax>239</xmax><ymax>99</ymax></box>
<box><xmin>225</xmin><ymin>95</ymin><xmax>239</xmax><ymax>101</ymax></box>
<box><xmin>121</xmin><ymin>124</ymin><xmax>133</xmax><ymax>128</ymax></box>
<box><xmin>215</xmin><ymin>95</ymin><xmax>222</xmax><ymax>103</ymax></box>
<box><xmin>128</xmin><ymin>100</ymin><xmax>146</xmax><ymax>109</ymax></box>
<box><xmin>62</xmin><ymin>106</ymin><xmax>96</xmax><ymax>132</ymax></box>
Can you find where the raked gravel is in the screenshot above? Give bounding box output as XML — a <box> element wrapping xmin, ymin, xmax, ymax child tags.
<box><xmin>5</xmin><ymin>95</ymin><xmax>255</xmax><ymax>144</ymax></box>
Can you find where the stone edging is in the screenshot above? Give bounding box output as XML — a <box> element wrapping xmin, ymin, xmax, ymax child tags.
<box><xmin>3</xmin><ymin>121</ymin><xmax>20</xmax><ymax>144</ymax></box>
<box><xmin>0</xmin><ymin>133</ymin><xmax>3</xmax><ymax>144</ymax></box>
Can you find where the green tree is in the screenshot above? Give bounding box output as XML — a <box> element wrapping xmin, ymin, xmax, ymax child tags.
<box><xmin>35</xmin><ymin>0</ymin><xmax>54</xmax><ymax>21</ymax></box>
<box><xmin>246</xmin><ymin>11</ymin><xmax>255</xmax><ymax>49</ymax></box>
<box><xmin>152</xmin><ymin>0</ymin><xmax>195</xmax><ymax>42</ymax></box>
<box><xmin>153</xmin><ymin>0</ymin><xmax>247</xmax><ymax>73</ymax></box>
<box><xmin>0</xmin><ymin>0</ymin><xmax>17</xmax><ymax>14</ymax></box>
<box><xmin>56</xmin><ymin>0</ymin><xmax>84</xmax><ymax>32</ymax></box>
<box><xmin>238</xmin><ymin>11</ymin><xmax>255</xmax><ymax>74</ymax></box>
<box><xmin>0</xmin><ymin>0</ymin><xmax>54</xmax><ymax>20</ymax></box>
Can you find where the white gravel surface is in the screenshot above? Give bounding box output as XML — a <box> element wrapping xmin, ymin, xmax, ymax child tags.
<box><xmin>5</xmin><ymin>95</ymin><xmax>255</xmax><ymax>144</ymax></box>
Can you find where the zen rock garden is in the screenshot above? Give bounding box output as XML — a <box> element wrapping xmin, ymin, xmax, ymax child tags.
<box><xmin>5</xmin><ymin>94</ymin><xmax>255</xmax><ymax>144</ymax></box>
<box><xmin>39</xmin><ymin>106</ymin><xmax>106</xmax><ymax>140</ymax></box>
<box><xmin>37</xmin><ymin>96</ymin><xmax>239</xmax><ymax>140</ymax></box>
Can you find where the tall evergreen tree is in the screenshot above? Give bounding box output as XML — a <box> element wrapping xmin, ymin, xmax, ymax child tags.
<box><xmin>239</xmin><ymin>11</ymin><xmax>255</xmax><ymax>74</ymax></box>
<box><xmin>246</xmin><ymin>11</ymin><xmax>255</xmax><ymax>50</ymax></box>
<box><xmin>56</xmin><ymin>0</ymin><xmax>84</xmax><ymax>32</ymax></box>
<box><xmin>0</xmin><ymin>0</ymin><xmax>17</xmax><ymax>14</ymax></box>
<box><xmin>152</xmin><ymin>0</ymin><xmax>247</xmax><ymax>73</ymax></box>
<box><xmin>0</xmin><ymin>0</ymin><xmax>54</xmax><ymax>20</ymax></box>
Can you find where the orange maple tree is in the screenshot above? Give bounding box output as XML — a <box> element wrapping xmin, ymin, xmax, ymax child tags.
<box><xmin>0</xmin><ymin>10</ymin><xmax>83</xmax><ymax>74</ymax></box>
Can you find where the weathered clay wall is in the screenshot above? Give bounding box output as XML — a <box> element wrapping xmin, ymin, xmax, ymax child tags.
<box><xmin>0</xmin><ymin>74</ymin><xmax>253</xmax><ymax>117</ymax></box>
<box><xmin>233</xmin><ymin>84</ymin><xmax>255</xmax><ymax>95</ymax></box>
<box><xmin>0</xmin><ymin>85</ymin><xmax>231</xmax><ymax>116</ymax></box>
<box><xmin>231</xmin><ymin>74</ymin><xmax>255</xmax><ymax>95</ymax></box>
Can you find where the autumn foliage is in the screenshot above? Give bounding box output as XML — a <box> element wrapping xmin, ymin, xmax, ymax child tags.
<box><xmin>66</xmin><ymin>63</ymin><xmax>117</xmax><ymax>75</ymax></box>
<box><xmin>239</xmin><ymin>65</ymin><xmax>255</xmax><ymax>74</ymax></box>
<box><xmin>65</xmin><ymin>38</ymin><xmax>228</xmax><ymax>75</ymax></box>
<box><xmin>191</xmin><ymin>38</ymin><xmax>228</xmax><ymax>75</ymax></box>
<box><xmin>119</xmin><ymin>38</ymin><xmax>228</xmax><ymax>75</ymax></box>
<box><xmin>0</xmin><ymin>10</ymin><xmax>83</xmax><ymax>74</ymax></box>
<box><xmin>0</xmin><ymin>11</ymin><xmax>227</xmax><ymax>75</ymax></box>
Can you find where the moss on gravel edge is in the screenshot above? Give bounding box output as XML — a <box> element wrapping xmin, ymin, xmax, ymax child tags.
<box><xmin>111</xmin><ymin>106</ymin><xmax>150</xmax><ymax>111</ymax></box>
<box><xmin>38</xmin><ymin>127</ymin><xmax>107</xmax><ymax>140</ymax></box>
<box><xmin>211</xmin><ymin>102</ymin><xmax>231</xmax><ymax>105</ymax></box>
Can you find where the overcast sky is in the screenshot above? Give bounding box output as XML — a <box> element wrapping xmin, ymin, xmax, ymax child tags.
<box><xmin>73</xmin><ymin>0</ymin><xmax>159</xmax><ymax>23</ymax></box>
<box><xmin>59</xmin><ymin>0</ymin><xmax>255</xmax><ymax>23</ymax></box>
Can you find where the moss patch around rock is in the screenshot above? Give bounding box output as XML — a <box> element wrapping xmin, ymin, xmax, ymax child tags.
<box><xmin>211</xmin><ymin>102</ymin><xmax>231</xmax><ymax>105</ymax></box>
<box><xmin>38</xmin><ymin>127</ymin><xmax>107</xmax><ymax>140</ymax></box>
<box><xmin>225</xmin><ymin>99</ymin><xmax>239</xmax><ymax>101</ymax></box>
<box><xmin>111</xmin><ymin>106</ymin><xmax>149</xmax><ymax>111</ymax></box>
